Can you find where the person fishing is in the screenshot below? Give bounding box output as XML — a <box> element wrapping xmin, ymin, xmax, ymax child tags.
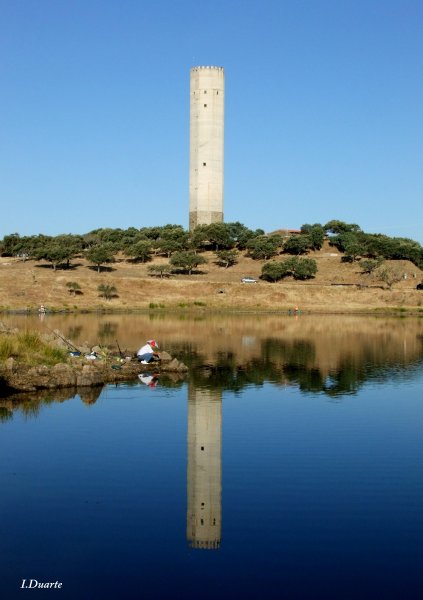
<box><xmin>136</xmin><ymin>339</ymin><xmax>160</xmax><ymax>364</ymax></box>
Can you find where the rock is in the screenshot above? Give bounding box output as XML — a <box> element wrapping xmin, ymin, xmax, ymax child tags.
<box><xmin>5</xmin><ymin>357</ymin><xmax>16</xmax><ymax>372</ymax></box>
<box><xmin>78</xmin><ymin>386</ymin><xmax>103</xmax><ymax>405</ymax></box>
<box><xmin>77</xmin><ymin>365</ymin><xmax>104</xmax><ymax>387</ymax></box>
<box><xmin>28</xmin><ymin>365</ymin><xmax>51</xmax><ymax>388</ymax></box>
<box><xmin>51</xmin><ymin>363</ymin><xmax>77</xmax><ymax>387</ymax></box>
<box><xmin>159</xmin><ymin>350</ymin><xmax>172</xmax><ymax>361</ymax></box>
<box><xmin>161</xmin><ymin>358</ymin><xmax>188</xmax><ymax>372</ymax></box>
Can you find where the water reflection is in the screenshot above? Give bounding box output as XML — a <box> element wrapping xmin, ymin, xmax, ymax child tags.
<box><xmin>1</xmin><ymin>316</ymin><xmax>423</xmax><ymax>413</ymax></box>
<box><xmin>2</xmin><ymin>315</ymin><xmax>423</xmax><ymax>598</ymax></box>
<box><xmin>3</xmin><ymin>313</ymin><xmax>422</xmax><ymax>376</ymax></box>
<box><xmin>187</xmin><ymin>385</ymin><xmax>222</xmax><ymax>550</ymax></box>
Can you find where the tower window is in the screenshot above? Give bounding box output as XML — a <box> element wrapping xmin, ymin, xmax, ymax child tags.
<box><xmin>204</xmin><ymin>104</ymin><xmax>207</xmax><ymax>107</ymax></box>
<box><xmin>204</xmin><ymin>90</ymin><xmax>207</xmax><ymax>94</ymax></box>
<box><xmin>201</xmin><ymin>445</ymin><xmax>205</xmax><ymax>450</ymax></box>
<box><xmin>202</xmin><ymin>163</ymin><xmax>206</xmax><ymax>167</ymax></box>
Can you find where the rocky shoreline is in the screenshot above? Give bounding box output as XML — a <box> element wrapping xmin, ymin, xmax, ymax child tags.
<box><xmin>0</xmin><ymin>325</ymin><xmax>189</xmax><ymax>397</ymax></box>
<box><xmin>1</xmin><ymin>355</ymin><xmax>188</xmax><ymax>395</ymax></box>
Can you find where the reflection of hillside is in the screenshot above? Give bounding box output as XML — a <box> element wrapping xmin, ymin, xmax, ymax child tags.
<box><xmin>2</xmin><ymin>314</ymin><xmax>423</xmax><ymax>399</ymax></box>
<box><xmin>188</xmin><ymin>336</ymin><xmax>423</xmax><ymax>397</ymax></box>
<box><xmin>6</xmin><ymin>314</ymin><xmax>423</xmax><ymax>373</ymax></box>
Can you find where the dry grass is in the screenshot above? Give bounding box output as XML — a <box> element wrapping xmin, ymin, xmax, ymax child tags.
<box><xmin>0</xmin><ymin>331</ymin><xmax>68</xmax><ymax>365</ymax></box>
<box><xmin>0</xmin><ymin>242</ymin><xmax>422</xmax><ymax>314</ymax></box>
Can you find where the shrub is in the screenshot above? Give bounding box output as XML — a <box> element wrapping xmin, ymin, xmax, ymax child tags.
<box><xmin>66</xmin><ymin>281</ymin><xmax>82</xmax><ymax>295</ymax></box>
<box><xmin>98</xmin><ymin>284</ymin><xmax>118</xmax><ymax>300</ymax></box>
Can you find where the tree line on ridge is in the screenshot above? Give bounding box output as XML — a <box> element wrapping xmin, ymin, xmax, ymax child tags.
<box><xmin>0</xmin><ymin>220</ymin><xmax>422</xmax><ymax>283</ymax></box>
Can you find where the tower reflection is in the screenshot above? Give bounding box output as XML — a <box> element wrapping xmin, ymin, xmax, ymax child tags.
<box><xmin>186</xmin><ymin>385</ymin><xmax>222</xmax><ymax>550</ymax></box>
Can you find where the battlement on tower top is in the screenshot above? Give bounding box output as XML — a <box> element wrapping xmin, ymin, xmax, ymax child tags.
<box><xmin>191</xmin><ymin>66</ymin><xmax>224</xmax><ymax>72</ymax></box>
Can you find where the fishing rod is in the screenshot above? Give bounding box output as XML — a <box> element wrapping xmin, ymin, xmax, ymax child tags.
<box><xmin>116</xmin><ymin>339</ymin><xmax>124</xmax><ymax>358</ymax></box>
<box><xmin>43</xmin><ymin>324</ymin><xmax>81</xmax><ymax>353</ymax></box>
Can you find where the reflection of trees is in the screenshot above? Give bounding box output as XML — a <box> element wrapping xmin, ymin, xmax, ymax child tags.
<box><xmin>0</xmin><ymin>406</ymin><xmax>13</xmax><ymax>421</ymax></box>
<box><xmin>66</xmin><ymin>326</ymin><xmax>83</xmax><ymax>342</ymax></box>
<box><xmin>98</xmin><ymin>322</ymin><xmax>118</xmax><ymax>342</ymax></box>
<box><xmin>262</xmin><ymin>338</ymin><xmax>316</xmax><ymax>365</ymax></box>
<box><xmin>0</xmin><ymin>388</ymin><xmax>77</xmax><ymax>419</ymax></box>
<box><xmin>178</xmin><ymin>338</ymin><xmax>423</xmax><ymax>398</ymax></box>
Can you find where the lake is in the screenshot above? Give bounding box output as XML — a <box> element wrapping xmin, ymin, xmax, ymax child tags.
<box><xmin>1</xmin><ymin>314</ymin><xmax>423</xmax><ymax>599</ymax></box>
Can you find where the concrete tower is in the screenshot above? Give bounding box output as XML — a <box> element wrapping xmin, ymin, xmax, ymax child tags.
<box><xmin>189</xmin><ymin>66</ymin><xmax>224</xmax><ymax>230</ymax></box>
<box><xmin>187</xmin><ymin>385</ymin><xmax>222</xmax><ymax>549</ymax></box>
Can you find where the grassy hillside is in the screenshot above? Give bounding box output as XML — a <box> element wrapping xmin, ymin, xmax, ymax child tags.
<box><xmin>0</xmin><ymin>241</ymin><xmax>422</xmax><ymax>314</ymax></box>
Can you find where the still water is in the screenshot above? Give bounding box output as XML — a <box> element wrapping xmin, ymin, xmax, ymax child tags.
<box><xmin>1</xmin><ymin>314</ymin><xmax>423</xmax><ymax>599</ymax></box>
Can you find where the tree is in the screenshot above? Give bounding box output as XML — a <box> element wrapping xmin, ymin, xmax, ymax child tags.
<box><xmin>86</xmin><ymin>244</ymin><xmax>115</xmax><ymax>273</ymax></box>
<box><xmin>324</xmin><ymin>220</ymin><xmax>362</xmax><ymax>235</ymax></box>
<box><xmin>236</xmin><ymin>227</ymin><xmax>265</xmax><ymax>250</ymax></box>
<box><xmin>375</xmin><ymin>266</ymin><xmax>403</xmax><ymax>289</ymax></box>
<box><xmin>170</xmin><ymin>251</ymin><xmax>207</xmax><ymax>275</ymax></box>
<box><xmin>54</xmin><ymin>234</ymin><xmax>84</xmax><ymax>267</ymax></box>
<box><xmin>148</xmin><ymin>264</ymin><xmax>172</xmax><ymax>278</ymax></box>
<box><xmin>215</xmin><ymin>249</ymin><xmax>239</xmax><ymax>268</ymax></box>
<box><xmin>187</xmin><ymin>225</ymin><xmax>209</xmax><ymax>252</ymax></box>
<box><xmin>155</xmin><ymin>238</ymin><xmax>184</xmax><ymax>258</ymax></box>
<box><xmin>261</xmin><ymin>257</ymin><xmax>317</xmax><ymax>282</ymax></box>
<box><xmin>97</xmin><ymin>284</ymin><xmax>118</xmax><ymax>300</ymax></box>
<box><xmin>34</xmin><ymin>242</ymin><xmax>72</xmax><ymax>270</ymax></box>
<box><xmin>205</xmin><ymin>223</ymin><xmax>235</xmax><ymax>250</ymax></box>
<box><xmin>261</xmin><ymin>261</ymin><xmax>289</xmax><ymax>282</ymax></box>
<box><xmin>300</xmin><ymin>223</ymin><xmax>325</xmax><ymax>250</ymax></box>
<box><xmin>343</xmin><ymin>239</ymin><xmax>364</xmax><ymax>262</ymax></box>
<box><xmin>247</xmin><ymin>235</ymin><xmax>282</xmax><ymax>260</ymax></box>
<box><xmin>125</xmin><ymin>240</ymin><xmax>153</xmax><ymax>263</ymax></box>
<box><xmin>1</xmin><ymin>233</ymin><xmax>21</xmax><ymax>256</ymax></box>
<box><xmin>223</xmin><ymin>222</ymin><xmax>259</xmax><ymax>249</ymax></box>
<box><xmin>360</xmin><ymin>258</ymin><xmax>384</xmax><ymax>275</ymax></box>
<box><xmin>283</xmin><ymin>235</ymin><xmax>310</xmax><ymax>255</ymax></box>
<box><xmin>287</xmin><ymin>256</ymin><xmax>317</xmax><ymax>279</ymax></box>
<box><xmin>307</xmin><ymin>225</ymin><xmax>325</xmax><ymax>250</ymax></box>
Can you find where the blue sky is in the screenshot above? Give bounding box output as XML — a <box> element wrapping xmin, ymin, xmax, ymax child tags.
<box><xmin>1</xmin><ymin>0</ymin><xmax>422</xmax><ymax>242</ymax></box>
